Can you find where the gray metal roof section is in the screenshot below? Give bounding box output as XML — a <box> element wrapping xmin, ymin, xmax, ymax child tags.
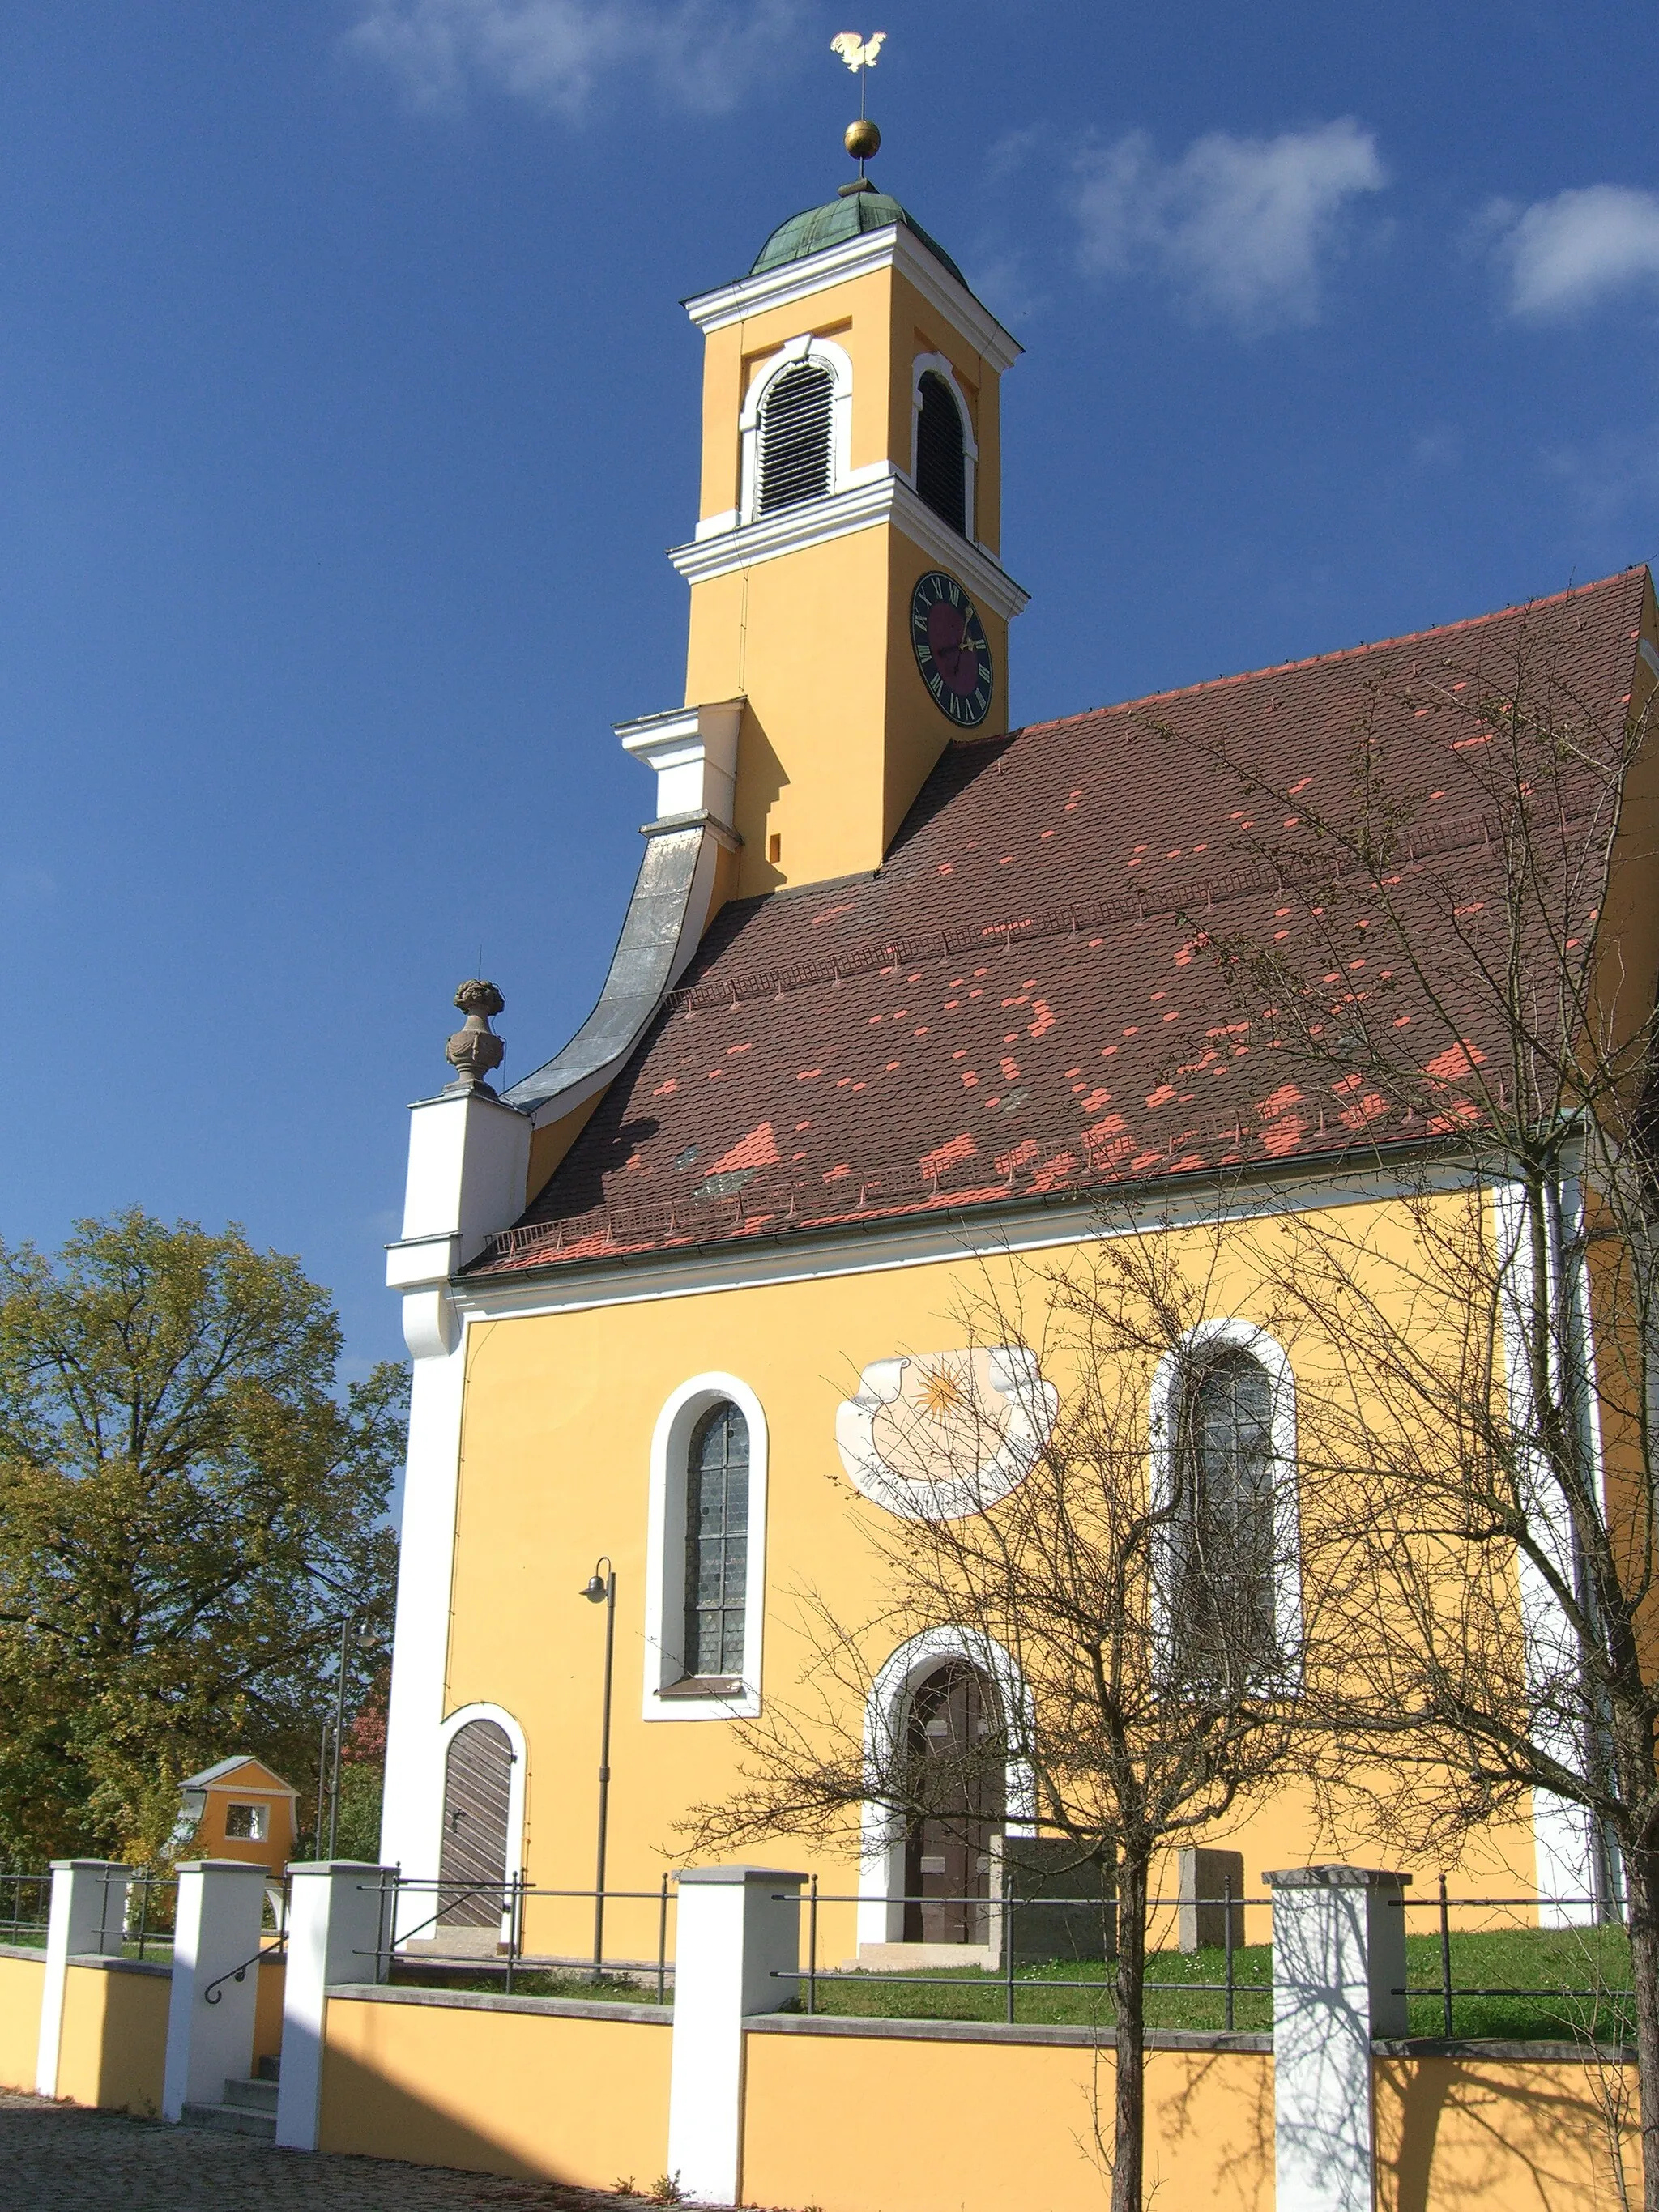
<box><xmin>505</xmin><ymin>823</ymin><xmax>717</xmax><ymax>1117</ymax></box>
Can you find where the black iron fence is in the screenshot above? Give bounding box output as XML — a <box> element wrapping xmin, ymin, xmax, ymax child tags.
<box><xmin>776</xmin><ymin>1877</ymin><xmax>1264</xmax><ymax>2027</ymax></box>
<box><xmin>1388</xmin><ymin>1881</ymin><xmax>1634</xmax><ymax>2042</ymax></box>
<box><xmin>362</xmin><ymin>1873</ymin><xmax>677</xmax><ymax>2002</ymax></box>
<box><xmin>0</xmin><ymin>1873</ymin><xmax>49</xmax><ymax>1946</ymax></box>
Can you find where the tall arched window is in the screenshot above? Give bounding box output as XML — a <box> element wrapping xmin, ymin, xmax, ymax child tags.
<box><xmin>915</xmin><ymin>370</ymin><xmax>967</xmax><ymax>535</ymax></box>
<box><xmin>757</xmin><ymin>362</ymin><xmax>834</xmax><ymax>514</ymax></box>
<box><xmin>1172</xmin><ymin>1347</ymin><xmax>1279</xmax><ymax>1683</ymax></box>
<box><xmin>684</xmin><ymin>1400</ymin><xmax>749</xmax><ymax>1678</ymax></box>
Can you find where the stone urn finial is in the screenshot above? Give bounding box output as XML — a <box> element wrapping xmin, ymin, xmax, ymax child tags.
<box><xmin>445</xmin><ymin>979</ymin><xmax>505</xmax><ymax>1097</ymax></box>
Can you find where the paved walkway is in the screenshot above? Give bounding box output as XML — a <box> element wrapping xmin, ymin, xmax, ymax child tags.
<box><xmin>0</xmin><ymin>2091</ymin><xmax>659</xmax><ymax>2210</ymax></box>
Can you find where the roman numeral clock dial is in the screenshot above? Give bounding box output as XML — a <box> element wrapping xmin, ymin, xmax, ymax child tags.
<box><xmin>911</xmin><ymin>569</ymin><xmax>994</xmax><ymax>728</ymax></box>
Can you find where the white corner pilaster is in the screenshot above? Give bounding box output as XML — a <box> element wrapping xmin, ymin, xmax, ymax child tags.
<box><xmin>275</xmin><ymin>1860</ymin><xmax>395</xmax><ymax>2152</ymax></box>
<box><xmin>36</xmin><ymin>1860</ymin><xmax>131</xmax><ymax>2099</ymax></box>
<box><xmin>1268</xmin><ymin>1865</ymin><xmax>1409</xmax><ymax>2212</ymax></box>
<box><xmin>616</xmin><ymin>700</ymin><xmax>744</xmax><ymax>831</ymax></box>
<box><xmin>161</xmin><ymin>1860</ymin><xmax>269</xmax><ymax>2122</ymax></box>
<box><xmin>667</xmin><ymin>1866</ymin><xmax>804</xmax><ymax>2206</ymax></box>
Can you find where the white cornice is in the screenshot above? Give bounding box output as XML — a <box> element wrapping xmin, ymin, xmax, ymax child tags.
<box><xmin>667</xmin><ymin>470</ymin><xmax>1030</xmax><ymax>624</ymax></box>
<box><xmin>683</xmin><ymin>223</ymin><xmax>1022</xmax><ymax>376</ymax></box>
<box><xmin>453</xmin><ymin>1154</ymin><xmax>1484</xmax><ymax>1328</ymax></box>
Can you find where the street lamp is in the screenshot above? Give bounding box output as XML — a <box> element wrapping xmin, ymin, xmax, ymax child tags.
<box><xmin>580</xmin><ymin>1559</ymin><xmax>616</xmax><ymax>1978</ymax></box>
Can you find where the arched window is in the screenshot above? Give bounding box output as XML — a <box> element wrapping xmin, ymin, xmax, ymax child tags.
<box><xmin>1171</xmin><ymin>1348</ymin><xmax>1280</xmax><ymax>1683</ymax></box>
<box><xmin>757</xmin><ymin>362</ymin><xmax>834</xmax><ymax>514</ymax></box>
<box><xmin>915</xmin><ymin>370</ymin><xmax>967</xmax><ymax>535</ymax></box>
<box><xmin>684</xmin><ymin>1400</ymin><xmax>749</xmax><ymax>1678</ymax></box>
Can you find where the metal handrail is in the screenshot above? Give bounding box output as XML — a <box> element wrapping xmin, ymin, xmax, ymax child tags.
<box><xmin>202</xmin><ymin>1938</ymin><xmax>287</xmax><ymax>2006</ymax></box>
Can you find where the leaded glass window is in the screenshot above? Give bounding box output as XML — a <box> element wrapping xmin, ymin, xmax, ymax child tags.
<box><xmin>1172</xmin><ymin>1349</ymin><xmax>1278</xmax><ymax>1682</ymax></box>
<box><xmin>684</xmin><ymin>1400</ymin><xmax>749</xmax><ymax>1678</ymax></box>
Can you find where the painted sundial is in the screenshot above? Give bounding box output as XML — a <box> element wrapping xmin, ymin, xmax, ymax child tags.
<box><xmin>834</xmin><ymin>1347</ymin><xmax>1057</xmax><ymax>1520</ymax></box>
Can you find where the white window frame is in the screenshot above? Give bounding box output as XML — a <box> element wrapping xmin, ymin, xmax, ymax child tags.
<box><xmin>435</xmin><ymin>1701</ymin><xmax>528</xmax><ymax>1939</ymax></box>
<box><xmin>1148</xmin><ymin>1320</ymin><xmax>1303</xmax><ymax>1683</ymax></box>
<box><xmin>910</xmin><ymin>352</ymin><xmax>978</xmax><ymax>543</ymax></box>
<box><xmin>855</xmin><ymin>1625</ymin><xmax>1035</xmax><ymax>1950</ymax></box>
<box><xmin>642</xmin><ymin>1372</ymin><xmax>769</xmax><ymax>1721</ymax></box>
<box><xmin>739</xmin><ymin>335</ymin><xmax>854</xmax><ymax>525</ymax></box>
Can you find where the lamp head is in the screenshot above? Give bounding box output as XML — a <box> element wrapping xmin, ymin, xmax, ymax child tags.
<box><xmin>581</xmin><ymin>1573</ymin><xmax>609</xmax><ymax>1604</ymax></box>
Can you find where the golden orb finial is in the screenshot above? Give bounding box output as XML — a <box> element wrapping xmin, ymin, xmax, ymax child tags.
<box><xmin>845</xmin><ymin>117</ymin><xmax>880</xmax><ymax>161</ymax></box>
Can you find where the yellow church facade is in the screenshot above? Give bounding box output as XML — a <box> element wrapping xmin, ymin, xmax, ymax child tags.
<box><xmin>378</xmin><ymin>155</ymin><xmax>1659</xmax><ymax>1971</ymax></box>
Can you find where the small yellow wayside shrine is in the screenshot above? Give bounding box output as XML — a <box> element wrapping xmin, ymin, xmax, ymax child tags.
<box><xmin>171</xmin><ymin>1756</ymin><xmax>299</xmax><ymax>1874</ymax></box>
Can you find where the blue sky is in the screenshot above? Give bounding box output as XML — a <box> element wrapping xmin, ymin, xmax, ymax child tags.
<box><xmin>2</xmin><ymin>0</ymin><xmax>1657</xmax><ymax>1378</ymax></box>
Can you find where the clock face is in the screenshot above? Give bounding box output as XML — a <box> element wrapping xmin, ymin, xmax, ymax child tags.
<box><xmin>911</xmin><ymin>569</ymin><xmax>994</xmax><ymax>727</ymax></box>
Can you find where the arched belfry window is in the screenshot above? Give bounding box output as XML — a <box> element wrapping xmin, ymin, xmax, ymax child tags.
<box><xmin>757</xmin><ymin>361</ymin><xmax>834</xmax><ymax>515</ymax></box>
<box><xmin>684</xmin><ymin>1400</ymin><xmax>749</xmax><ymax>1677</ymax></box>
<box><xmin>1171</xmin><ymin>1347</ymin><xmax>1280</xmax><ymax>1684</ymax></box>
<box><xmin>915</xmin><ymin>370</ymin><xmax>967</xmax><ymax>535</ymax></box>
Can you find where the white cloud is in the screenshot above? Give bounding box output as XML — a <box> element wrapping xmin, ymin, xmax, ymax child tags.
<box><xmin>1073</xmin><ymin>118</ymin><xmax>1387</xmax><ymax>333</ymax></box>
<box><xmin>345</xmin><ymin>0</ymin><xmax>804</xmax><ymax>118</ymax></box>
<box><xmin>1491</xmin><ymin>185</ymin><xmax>1659</xmax><ymax>320</ymax></box>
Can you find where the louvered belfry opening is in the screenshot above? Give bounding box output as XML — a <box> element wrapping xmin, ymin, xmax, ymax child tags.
<box><xmin>757</xmin><ymin>360</ymin><xmax>834</xmax><ymax>514</ymax></box>
<box><xmin>915</xmin><ymin>371</ymin><xmax>967</xmax><ymax>535</ymax></box>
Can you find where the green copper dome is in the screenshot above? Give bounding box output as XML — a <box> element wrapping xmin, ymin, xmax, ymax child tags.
<box><xmin>751</xmin><ymin>186</ymin><xmax>966</xmax><ymax>288</ymax></box>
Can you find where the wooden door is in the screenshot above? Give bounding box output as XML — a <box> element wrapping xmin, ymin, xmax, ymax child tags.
<box><xmin>437</xmin><ymin>1720</ymin><xmax>513</xmax><ymax>1926</ymax></box>
<box><xmin>902</xmin><ymin>1664</ymin><xmax>1004</xmax><ymax>1944</ymax></box>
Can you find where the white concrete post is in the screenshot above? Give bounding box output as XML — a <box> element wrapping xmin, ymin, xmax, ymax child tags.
<box><xmin>275</xmin><ymin>1861</ymin><xmax>395</xmax><ymax>2153</ymax></box>
<box><xmin>161</xmin><ymin>1860</ymin><xmax>269</xmax><ymax>2122</ymax></box>
<box><xmin>36</xmin><ymin>1860</ymin><xmax>131</xmax><ymax>2098</ymax></box>
<box><xmin>1268</xmin><ymin>1865</ymin><xmax>1410</xmax><ymax>2212</ymax></box>
<box><xmin>667</xmin><ymin>1867</ymin><xmax>804</xmax><ymax>2207</ymax></box>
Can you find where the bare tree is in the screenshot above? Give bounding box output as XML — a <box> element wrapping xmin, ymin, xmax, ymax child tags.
<box><xmin>683</xmin><ymin>1232</ymin><xmax>1316</xmax><ymax>2212</ymax></box>
<box><xmin>1164</xmin><ymin>604</ymin><xmax>1659</xmax><ymax>2201</ymax></box>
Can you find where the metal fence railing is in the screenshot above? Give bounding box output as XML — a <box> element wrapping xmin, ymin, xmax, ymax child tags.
<box><xmin>0</xmin><ymin>1873</ymin><xmax>50</xmax><ymax>1947</ymax></box>
<box><xmin>363</xmin><ymin>1873</ymin><xmax>678</xmax><ymax>2003</ymax></box>
<box><xmin>1387</xmin><ymin>1880</ymin><xmax>1634</xmax><ymax>2041</ymax></box>
<box><xmin>774</xmin><ymin>1878</ymin><xmax>1265</xmax><ymax>2028</ymax></box>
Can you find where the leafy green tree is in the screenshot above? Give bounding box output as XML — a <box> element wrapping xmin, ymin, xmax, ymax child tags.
<box><xmin>0</xmin><ymin>1209</ymin><xmax>403</xmax><ymax>1865</ymax></box>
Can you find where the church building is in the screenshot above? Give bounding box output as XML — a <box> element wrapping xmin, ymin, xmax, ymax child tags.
<box><xmin>378</xmin><ymin>133</ymin><xmax>1659</xmax><ymax>1969</ymax></box>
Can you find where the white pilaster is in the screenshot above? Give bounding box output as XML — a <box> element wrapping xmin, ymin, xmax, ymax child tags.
<box><xmin>161</xmin><ymin>1860</ymin><xmax>268</xmax><ymax>2121</ymax></box>
<box><xmin>667</xmin><ymin>1867</ymin><xmax>804</xmax><ymax>2206</ymax></box>
<box><xmin>1267</xmin><ymin>1865</ymin><xmax>1409</xmax><ymax>2212</ymax></box>
<box><xmin>616</xmin><ymin>700</ymin><xmax>744</xmax><ymax>830</ymax></box>
<box><xmin>36</xmin><ymin>1860</ymin><xmax>131</xmax><ymax>2098</ymax></box>
<box><xmin>275</xmin><ymin>1861</ymin><xmax>394</xmax><ymax>2152</ymax></box>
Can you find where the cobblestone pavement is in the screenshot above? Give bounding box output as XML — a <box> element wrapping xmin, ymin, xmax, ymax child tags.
<box><xmin>0</xmin><ymin>2091</ymin><xmax>660</xmax><ymax>2210</ymax></box>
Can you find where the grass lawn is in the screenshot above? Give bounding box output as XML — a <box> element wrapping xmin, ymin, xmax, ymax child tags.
<box><xmin>795</xmin><ymin>1924</ymin><xmax>1636</xmax><ymax>2042</ymax></box>
<box><xmin>387</xmin><ymin>1963</ymin><xmax>667</xmax><ymax>2004</ymax></box>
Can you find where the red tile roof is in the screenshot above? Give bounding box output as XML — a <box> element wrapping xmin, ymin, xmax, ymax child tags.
<box><xmin>472</xmin><ymin>569</ymin><xmax>1651</xmax><ymax>1277</ymax></box>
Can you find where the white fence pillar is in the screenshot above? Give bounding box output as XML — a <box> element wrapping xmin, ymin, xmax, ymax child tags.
<box><xmin>161</xmin><ymin>1860</ymin><xmax>269</xmax><ymax>2122</ymax></box>
<box><xmin>1268</xmin><ymin>1865</ymin><xmax>1410</xmax><ymax>2212</ymax></box>
<box><xmin>275</xmin><ymin>1861</ymin><xmax>394</xmax><ymax>2153</ymax></box>
<box><xmin>36</xmin><ymin>1860</ymin><xmax>131</xmax><ymax>2098</ymax></box>
<box><xmin>667</xmin><ymin>1866</ymin><xmax>804</xmax><ymax>2207</ymax></box>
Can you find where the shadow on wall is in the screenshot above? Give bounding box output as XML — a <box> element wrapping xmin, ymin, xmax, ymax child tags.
<box><xmin>1376</xmin><ymin>2056</ymin><xmax>1639</xmax><ymax>2212</ymax></box>
<box><xmin>317</xmin><ymin>1997</ymin><xmax>673</xmax><ymax>2188</ymax></box>
<box><xmin>57</xmin><ymin>1964</ymin><xmax>169</xmax><ymax>2118</ymax></box>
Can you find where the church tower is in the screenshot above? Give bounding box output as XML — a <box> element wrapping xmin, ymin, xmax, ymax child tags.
<box><xmin>621</xmin><ymin>137</ymin><xmax>1026</xmax><ymax>901</ymax></box>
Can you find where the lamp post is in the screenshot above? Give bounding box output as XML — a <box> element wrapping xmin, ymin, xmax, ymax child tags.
<box><xmin>580</xmin><ymin>1559</ymin><xmax>616</xmax><ymax>1978</ymax></box>
<box><xmin>325</xmin><ymin>1612</ymin><xmax>377</xmax><ymax>1860</ymax></box>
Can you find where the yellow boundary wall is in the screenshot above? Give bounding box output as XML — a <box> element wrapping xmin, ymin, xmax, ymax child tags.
<box><xmin>742</xmin><ymin>2022</ymin><xmax>1273</xmax><ymax>2212</ymax></box>
<box><xmin>1375</xmin><ymin>2052</ymin><xmax>1640</xmax><ymax>2212</ymax></box>
<box><xmin>320</xmin><ymin>1988</ymin><xmax>672</xmax><ymax>2184</ymax></box>
<box><xmin>56</xmin><ymin>1958</ymin><xmax>169</xmax><ymax>2116</ymax></box>
<box><xmin>0</xmin><ymin>1948</ymin><xmax>45</xmax><ymax>2092</ymax></box>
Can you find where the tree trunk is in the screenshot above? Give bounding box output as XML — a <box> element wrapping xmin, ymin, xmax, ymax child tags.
<box><xmin>1111</xmin><ymin>1851</ymin><xmax>1149</xmax><ymax>2212</ymax></box>
<box><xmin>1626</xmin><ymin>1843</ymin><xmax>1659</xmax><ymax>2212</ymax></box>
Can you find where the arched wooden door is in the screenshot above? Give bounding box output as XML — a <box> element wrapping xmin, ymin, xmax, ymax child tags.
<box><xmin>902</xmin><ymin>1663</ymin><xmax>1004</xmax><ymax>1944</ymax></box>
<box><xmin>437</xmin><ymin>1719</ymin><xmax>513</xmax><ymax>1926</ymax></box>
